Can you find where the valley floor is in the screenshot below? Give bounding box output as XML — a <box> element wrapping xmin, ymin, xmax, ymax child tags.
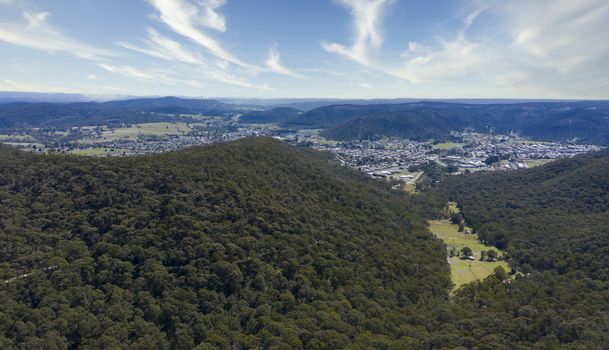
<box><xmin>429</xmin><ymin>219</ymin><xmax>509</xmax><ymax>289</ymax></box>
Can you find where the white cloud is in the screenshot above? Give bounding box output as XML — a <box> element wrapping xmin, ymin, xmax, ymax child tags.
<box><xmin>97</xmin><ymin>63</ymin><xmax>176</xmax><ymax>85</ymax></box>
<box><xmin>265</xmin><ymin>46</ymin><xmax>308</xmax><ymax>79</ymax></box>
<box><xmin>148</xmin><ymin>0</ymin><xmax>250</xmax><ymax>68</ymax></box>
<box><xmin>322</xmin><ymin>0</ymin><xmax>393</xmax><ymax>65</ymax></box>
<box><xmin>0</xmin><ymin>78</ymin><xmax>78</xmax><ymax>93</ymax></box>
<box><xmin>118</xmin><ymin>28</ymin><xmax>271</xmax><ymax>90</ymax></box>
<box><xmin>118</xmin><ymin>28</ymin><xmax>206</xmax><ymax>66</ymax></box>
<box><xmin>198</xmin><ymin>0</ymin><xmax>227</xmax><ymax>32</ymax></box>
<box><xmin>394</xmin><ymin>35</ymin><xmax>487</xmax><ymax>84</ymax></box>
<box><xmin>0</xmin><ymin>10</ymin><xmax>115</xmax><ymax>60</ymax></box>
<box><xmin>505</xmin><ymin>0</ymin><xmax>609</xmax><ymax>74</ymax></box>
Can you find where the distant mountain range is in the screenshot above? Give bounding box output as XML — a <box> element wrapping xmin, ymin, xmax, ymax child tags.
<box><xmin>2</xmin><ymin>94</ymin><xmax>609</xmax><ymax>144</ymax></box>
<box><xmin>238</xmin><ymin>107</ymin><xmax>302</xmax><ymax>124</ymax></box>
<box><xmin>0</xmin><ymin>91</ymin><xmax>92</xmax><ymax>104</ymax></box>
<box><xmin>281</xmin><ymin>101</ymin><xmax>609</xmax><ymax>144</ymax></box>
<box><xmin>0</xmin><ymin>96</ymin><xmax>237</xmax><ymax>128</ymax></box>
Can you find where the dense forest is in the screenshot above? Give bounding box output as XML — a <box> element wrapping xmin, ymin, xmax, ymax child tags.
<box><xmin>0</xmin><ymin>97</ymin><xmax>233</xmax><ymax>129</ymax></box>
<box><xmin>238</xmin><ymin>108</ymin><xmax>303</xmax><ymax>124</ymax></box>
<box><xmin>430</xmin><ymin>148</ymin><xmax>609</xmax><ymax>348</ymax></box>
<box><xmin>1</xmin><ymin>137</ymin><xmax>609</xmax><ymax>349</ymax></box>
<box><xmin>320</xmin><ymin>111</ymin><xmax>470</xmax><ymax>142</ymax></box>
<box><xmin>284</xmin><ymin>101</ymin><xmax>609</xmax><ymax>144</ymax></box>
<box><xmin>0</xmin><ymin>138</ymin><xmax>453</xmax><ymax>349</ymax></box>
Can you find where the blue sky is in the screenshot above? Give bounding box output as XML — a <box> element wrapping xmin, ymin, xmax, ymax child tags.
<box><xmin>0</xmin><ymin>0</ymin><xmax>608</xmax><ymax>99</ymax></box>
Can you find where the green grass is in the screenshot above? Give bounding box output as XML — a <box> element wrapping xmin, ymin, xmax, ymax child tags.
<box><xmin>78</xmin><ymin>122</ymin><xmax>192</xmax><ymax>143</ymax></box>
<box><xmin>432</xmin><ymin>142</ymin><xmax>465</xmax><ymax>150</ymax></box>
<box><xmin>105</xmin><ymin>122</ymin><xmax>191</xmax><ymax>139</ymax></box>
<box><xmin>429</xmin><ymin>219</ymin><xmax>509</xmax><ymax>289</ymax></box>
<box><xmin>71</xmin><ymin>148</ymin><xmax>128</xmax><ymax>156</ymax></box>
<box><xmin>525</xmin><ymin>159</ymin><xmax>555</xmax><ymax>168</ymax></box>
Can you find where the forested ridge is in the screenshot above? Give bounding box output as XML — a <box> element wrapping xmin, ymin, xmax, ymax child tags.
<box><xmin>430</xmin><ymin>148</ymin><xmax>609</xmax><ymax>348</ymax></box>
<box><xmin>284</xmin><ymin>101</ymin><xmax>609</xmax><ymax>144</ymax></box>
<box><xmin>1</xmin><ymin>137</ymin><xmax>609</xmax><ymax>349</ymax></box>
<box><xmin>238</xmin><ymin>108</ymin><xmax>302</xmax><ymax>124</ymax></box>
<box><xmin>0</xmin><ymin>138</ymin><xmax>453</xmax><ymax>349</ymax></box>
<box><xmin>0</xmin><ymin>97</ymin><xmax>232</xmax><ymax>129</ymax></box>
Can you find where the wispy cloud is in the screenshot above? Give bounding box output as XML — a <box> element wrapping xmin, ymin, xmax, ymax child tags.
<box><xmin>147</xmin><ymin>0</ymin><xmax>251</xmax><ymax>68</ymax></box>
<box><xmin>0</xmin><ymin>10</ymin><xmax>115</xmax><ymax>60</ymax></box>
<box><xmin>118</xmin><ymin>28</ymin><xmax>206</xmax><ymax>66</ymax></box>
<box><xmin>97</xmin><ymin>63</ymin><xmax>176</xmax><ymax>85</ymax></box>
<box><xmin>0</xmin><ymin>78</ymin><xmax>78</xmax><ymax>93</ymax></box>
<box><xmin>322</xmin><ymin>0</ymin><xmax>393</xmax><ymax>65</ymax></box>
<box><xmin>265</xmin><ymin>46</ymin><xmax>308</xmax><ymax>79</ymax></box>
<box><xmin>506</xmin><ymin>0</ymin><xmax>609</xmax><ymax>74</ymax></box>
<box><xmin>392</xmin><ymin>5</ymin><xmax>489</xmax><ymax>85</ymax></box>
<box><xmin>118</xmin><ymin>28</ymin><xmax>271</xmax><ymax>90</ymax></box>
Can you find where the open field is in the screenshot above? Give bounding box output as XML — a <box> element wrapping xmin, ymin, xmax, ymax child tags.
<box><xmin>101</xmin><ymin>122</ymin><xmax>192</xmax><ymax>140</ymax></box>
<box><xmin>70</xmin><ymin>148</ymin><xmax>129</xmax><ymax>156</ymax></box>
<box><xmin>525</xmin><ymin>159</ymin><xmax>555</xmax><ymax>168</ymax></box>
<box><xmin>429</xmin><ymin>219</ymin><xmax>509</xmax><ymax>289</ymax></box>
<box><xmin>432</xmin><ymin>142</ymin><xmax>465</xmax><ymax>150</ymax></box>
<box><xmin>389</xmin><ymin>171</ymin><xmax>423</xmax><ymax>193</ymax></box>
<box><xmin>0</xmin><ymin>134</ymin><xmax>34</xmax><ymax>141</ymax></box>
<box><xmin>76</xmin><ymin>122</ymin><xmax>193</xmax><ymax>143</ymax></box>
<box><xmin>242</xmin><ymin>123</ymin><xmax>280</xmax><ymax>130</ymax></box>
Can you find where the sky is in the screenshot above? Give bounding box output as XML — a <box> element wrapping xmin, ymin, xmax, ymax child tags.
<box><xmin>0</xmin><ymin>0</ymin><xmax>608</xmax><ymax>99</ymax></box>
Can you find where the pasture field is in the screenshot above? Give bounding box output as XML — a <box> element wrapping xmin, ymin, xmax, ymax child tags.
<box><xmin>525</xmin><ymin>159</ymin><xmax>555</xmax><ymax>168</ymax></box>
<box><xmin>432</xmin><ymin>142</ymin><xmax>465</xmax><ymax>150</ymax></box>
<box><xmin>429</xmin><ymin>219</ymin><xmax>510</xmax><ymax>289</ymax></box>
<box><xmin>77</xmin><ymin>122</ymin><xmax>193</xmax><ymax>143</ymax></box>
<box><xmin>71</xmin><ymin>148</ymin><xmax>128</xmax><ymax>156</ymax></box>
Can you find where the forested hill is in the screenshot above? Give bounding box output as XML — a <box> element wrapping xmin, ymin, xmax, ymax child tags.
<box><xmin>0</xmin><ymin>97</ymin><xmax>234</xmax><ymax>129</ymax></box>
<box><xmin>3</xmin><ymin>138</ymin><xmax>609</xmax><ymax>348</ymax></box>
<box><xmin>285</xmin><ymin>101</ymin><xmax>609</xmax><ymax>144</ymax></box>
<box><xmin>441</xmin><ymin>148</ymin><xmax>609</xmax><ymax>275</ymax></box>
<box><xmin>0</xmin><ymin>137</ymin><xmax>451</xmax><ymax>349</ymax></box>
<box><xmin>238</xmin><ymin>107</ymin><xmax>302</xmax><ymax>124</ymax></box>
<box><xmin>428</xmin><ymin>148</ymin><xmax>609</xmax><ymax>348</ymax></box>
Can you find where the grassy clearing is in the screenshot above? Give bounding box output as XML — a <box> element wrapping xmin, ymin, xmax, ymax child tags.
<box><xmin>71</xmin><ymin>148</ymin><xmax>128</xmax><ymax>156</ymax></box>
<box><xmin>429</xmin><ymin>219</ymin><xmax>509</xmax><ymax>289</ymax></box>
<box><xmin>525</xmin><ymin>159</ymin><xmax>555</xmax><ymax>168</ymax></box>
<box><xmin>78</xmin><ymin>122</ymin><xmax>192</xmax><ymax>142</ymax></box>
<box><xmin>432</xmin><ymin>142</ymin><xmax>465</xmax><ymax>150</ymax></box>
<box><xmin>0</xmin><ymin>135</ymin><xmax>34</xmax><ymax>141</ymax></box>
<box><xmin>104</xmin><ymin>122</ymin><xmax>191</xmax><ymax>139</ymax></box>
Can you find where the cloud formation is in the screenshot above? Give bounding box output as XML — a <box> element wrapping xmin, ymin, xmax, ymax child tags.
<box><xmin>265</xmin><ymin>46</ymin><xmax>308</xmax><ymax>79</ymax></box>
<box><xmin>322</xmin><ymin>0</ymin><xmax>393</xmax><ymax>65</ymax></box>
<box><xmin>0</xmin><ymin>10</ymin><xmax>115</xmax><ymax>60</ymax></box>
<box><xmin>118</xmin><ymin>28</ymin><xmax>206</xmax><ymax>66</ymax></box>
<box><xmin>148</xmin><ymin>0</ymin><xmax>250</xmax><ymax>68</ymax></box>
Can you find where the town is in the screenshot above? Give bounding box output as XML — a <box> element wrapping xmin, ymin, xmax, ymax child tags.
<box><xmin>0</xmin><ymin>115</ymin><xmax>601</xmax><ymax>180</ymax></box>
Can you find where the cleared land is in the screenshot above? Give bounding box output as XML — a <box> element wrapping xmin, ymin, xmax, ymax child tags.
<box><xmin>98</xmin><ymin>122</ymin><xmax>192</xmax><ymax>141</ymax></box>
<box><xmin>429</xmin><ymin>219</ymin><xmax>509</xmax><ymax>289</ymax></box>
<box><xmin>389</xmin><ymin>171</ymin><xmax>423</xmax><ymax>194</ymax></box>
<box><xmin>525</xmin><ymin>159</ymin><xmax>555</xmax><ymax>168</ymax></box>
<box><xmin>432</xmin><ymin>142</ymin><xmax>465</xmax><ymax>150</ymax></box>
<box><xmin>71</xmin><ymin>148</ymin><xmax>128</xmax><ymax>156</ymax></box>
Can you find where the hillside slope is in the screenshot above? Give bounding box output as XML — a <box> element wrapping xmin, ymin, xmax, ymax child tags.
<box><xmin>0</xmin><ymin>138</ymin><xmax>450</xmax><ymax>349</ymax></box>
<box><xmin>0</xmin><ymin>97</ymin><xmax>234</xmax><ymax>128</ymax></box>
<box><xmin>442</xmin><ymin>149</ymin><xmax>609</xmax><ymax>274</ymax></box>
<box><xmin>289</xmin><ymin>101</ymin><xmax>609</xmax><ymax>144</ymax></box>
<box><xmin>238</xmin><ymin>107</ymin><xmax>302</xmax><ymax>124</ymax></box>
